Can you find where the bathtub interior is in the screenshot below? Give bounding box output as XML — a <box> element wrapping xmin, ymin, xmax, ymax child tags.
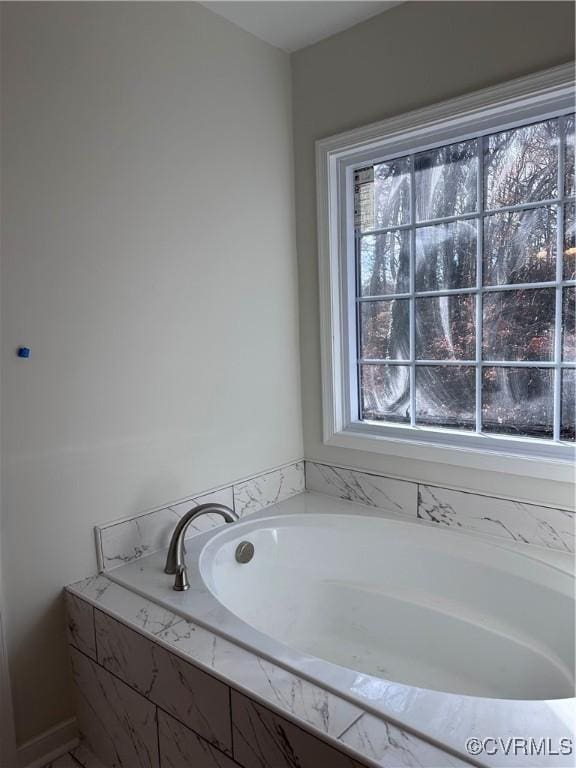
<box><xmin>199</xmin><ymin>513</ymin><xmax>574</xmax><ymax>701</ymax></box>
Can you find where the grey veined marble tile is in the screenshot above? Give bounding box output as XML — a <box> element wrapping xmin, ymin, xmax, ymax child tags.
<box><xmin>98</xmin><ymin>506</ymin><xmax>181</xmax><ymax>570</ymax></box>
<box><xmin>231</xmin><ymin>690</ymin><xmax>366</xmax><ymax>768</ymax></box>
<box><xmin>169</xmin><ymin>487</ymin><xmax>235</xmax><ymax>534</ymax></box>
<box><xmin>98</xmin><ymin>487</ymin><xmax>234</xmax><ymax>570</ymax></box>
<box><xmin>418</xmin><ymin>485</ymin><xmax>575</xmax><ymax>552</ymax></box>
<box><xmin>305</xmin><ymin>462</ymin><xmax>417</xmax><ymax>516</ymax></box>
<box><xmin>156</xmin><ymin>618</ymin><xmax>361</xmax><ymax>739</ymax></box>
<box><xmin>70</xmin><ymin>647</ymin><xmax>159</xmax><ymax>768</ymax></box>
<box><xmin>65</xmin><ymin>592</ymin><xmax>96</xmax><ymax>660</ymax></box>
<box><xmin>233</xmin><ymin>462</ymin><xmax>305</xmax><ymax>517</ymax></box>
<box><xmin>339</xmin><ymin>713</ymin><xmax>471</xmax><ymax>768</ymax></box>
<box><xmin>67</xmin><ymin>576</ymin><xmax>183</xmax><ymax>636</ymax></box>
<box><xmin>158</xmin><ymin>710</ymin><xmax>238</xmax><ymax>768</ymax></box>
<box><xmin>95</xmin><ymin>610</ymin><xmax>232</xmax><ymax>754</ymax></box>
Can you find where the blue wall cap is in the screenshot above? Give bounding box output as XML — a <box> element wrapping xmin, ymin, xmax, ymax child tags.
<box><xmin>17</xmin><ymin>346</ymin><xmax>31</xmax><ymax>358</ymax></box>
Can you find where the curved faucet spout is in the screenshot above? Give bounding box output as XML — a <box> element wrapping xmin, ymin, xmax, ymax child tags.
<box><xmin>164</xmin><ymin>503</ymin><xmax>238</xmax><ymax>581</ymax></box>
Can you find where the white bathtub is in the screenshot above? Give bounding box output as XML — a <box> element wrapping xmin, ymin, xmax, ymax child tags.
<box><xmin>200</xmin><ymin>511</ymin><xmax>573</xmax><ymax>701</ymax></box>
<box><xmin>108</xmin><ymin>491</ymin><xmax>575</xmax><ymax>765</ymax></box>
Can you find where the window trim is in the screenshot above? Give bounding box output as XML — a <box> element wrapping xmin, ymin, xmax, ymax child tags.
<box><xmin>316</xmin><ymin>64</ymin><xmax>576</xmax><ymax>482</ymax></box>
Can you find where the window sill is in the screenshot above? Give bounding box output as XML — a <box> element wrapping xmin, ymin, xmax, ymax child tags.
<box><xmin>326</xmin><ymin>424</ymin><xmax>575</xmax><ymax>483</ymax></box>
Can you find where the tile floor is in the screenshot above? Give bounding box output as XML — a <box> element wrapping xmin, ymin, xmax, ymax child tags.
<box><xmin>42</xmin><ymin>743</ymin><xmax>106</xmax><ymax>768</ymax></box>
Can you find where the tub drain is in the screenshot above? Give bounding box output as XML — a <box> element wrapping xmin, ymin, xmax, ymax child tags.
<box><xmin>235</xmin><ymin>541</ymin><xmax>254</xmax><ymax>564</ymax></box>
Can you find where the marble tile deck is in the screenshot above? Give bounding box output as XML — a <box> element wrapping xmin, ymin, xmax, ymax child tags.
<box><xmin>67</xmin><ymin>574</ymin><xmax>474</xmax><ymax>768</ymax></box>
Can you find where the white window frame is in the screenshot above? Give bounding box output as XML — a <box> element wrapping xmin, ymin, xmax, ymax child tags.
<box><xmin>316</xmin><ymin>64</ymin><xmax>576</xmax><ymax>482</ymax></box>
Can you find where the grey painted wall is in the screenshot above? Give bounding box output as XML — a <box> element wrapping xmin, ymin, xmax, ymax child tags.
<box><xmin>292</xmin><ymin>1</ymin><xmax>575</xmax><ymax>508</ymax></box>
<box><xmin>0</xmin><ymin>2</ymin><xmax>301</xmax><ymax>745</ymax></box>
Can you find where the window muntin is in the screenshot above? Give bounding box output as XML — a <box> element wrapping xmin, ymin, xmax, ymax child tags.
<box><xmin>354</xmin><ymin>114</ymin><xmax>576</xmax><ymax>443</ymax></box>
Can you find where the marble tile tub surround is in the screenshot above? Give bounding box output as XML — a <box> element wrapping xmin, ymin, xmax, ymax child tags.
<box><xmin>70</xmin><ymin>646</ymin><xmax>159</xmax><ymax>768</ymax></box>
<box><xmin>67</xmin><ymin>576</ymin><xmax>362</xmax><ymax>744</ymax></box>
<box><xmin>65</xmin><ymin>591</ymin><xmax>97</xmax><ymax>661</ymax></box>
<box><xmin>67</xmin><ymin>563</ymin><xmax>576</xmax><ymax>768</ymax></box>
<box><xmin>95</xmin><ymin>455</ymin><xmax>571</xmax><ymax>574</ymax></box>
<box><xmin>95</xmin><ymin>609</ymin><xmax>233</xmax><ymax>753</ymax></box>
<box><xmin>96</xmin><ymin>461</ymin><xmax>304</xmax><ymax>571</ymax></box>
<box><xmin>305</xmin><ymin>461</ymin><xmax>575</xmax><ymax>552</ymax></box>
<box><xmin>66</xmin><ymin>574</ymin><xmax>473</xmax><ymax>768</ymax></box>
<box><xmin>100</xmin><ymin>492</ymin><xmax>574</xmax><ymax>766</ymax></box>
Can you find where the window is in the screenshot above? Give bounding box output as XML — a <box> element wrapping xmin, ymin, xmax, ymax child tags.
<box><xmin>355</xmin><ymin>114</ymin><xmax>575</xmax><ymax>441</ymax></box>
<box><xmin>317</xmin><ymin>66</ymin><xmax>575</xmax><ymax>475</ymax></box>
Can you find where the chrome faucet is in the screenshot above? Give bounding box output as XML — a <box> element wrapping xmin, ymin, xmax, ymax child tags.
<box><xmin>164</xmin><ymin>503</ymin><xmax>239</xmax><ymax>591</ymax></box>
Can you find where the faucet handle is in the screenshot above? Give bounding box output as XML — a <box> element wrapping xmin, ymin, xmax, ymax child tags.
<box><xmin>173</xmin><ymin>564</ymin><xmax>190</xmax><ymax>592</ymax></box>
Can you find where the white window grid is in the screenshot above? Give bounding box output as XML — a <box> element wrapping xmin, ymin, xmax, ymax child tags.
<box><xmin>353</xmin><ymin>113</ymin><xmax>576</xmax><ymax>442</ymax></box>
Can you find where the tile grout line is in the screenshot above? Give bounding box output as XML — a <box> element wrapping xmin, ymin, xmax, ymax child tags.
<box><xmin>229</xmin><ymin>684</ymin><xmax>235</xmax><ymax>759</ymax></box>
<box><xmin>156</xmin><ymin>701</ymin><xmax>237</xmax><ymax>763</ymax></box>
<box><xmin>155</xmin><ymin>705</ymin><xmax>161</xmax><ymax>768</ymax></box>
<box><xmin>335</xmin><ymin>710</ymin><xmax>365</xmax><ymax>741</ymax></box>
<box><xmin>91</xmin><ymin>605</ymin><xmax>97</xmax><ymax>662</ymax></box>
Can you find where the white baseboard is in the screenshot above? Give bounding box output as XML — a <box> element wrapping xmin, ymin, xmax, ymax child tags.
<box><xmin>17</xmin><ymin>717</ymin><xmax>78</xmax><ymax>768</ymax></box>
